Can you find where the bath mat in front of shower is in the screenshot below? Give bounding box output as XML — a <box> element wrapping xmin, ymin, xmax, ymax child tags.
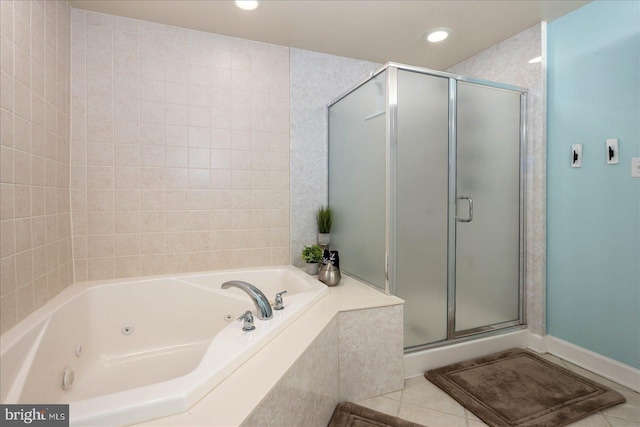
<box><xmin>424</xmin><ymin>348</ymin><xmax>625</xmax><ymax>427</ymax></box>
<box><xmin>327</xmin><ymin>402</ymin><xmax>424</xmax><ymax>427</ymax></box>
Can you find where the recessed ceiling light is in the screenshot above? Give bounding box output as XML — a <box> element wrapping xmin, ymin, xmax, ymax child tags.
<box><xmin>528</xmin><ymin>56</ymin><xmax>542</xmax><ymax>64</ymax></box>
<box><xmin>234</xmin><ymin>1</ymin><xmax>261</xmax><ymax>11</ymax></box>
<box><xmin>425</xmin><ymin>28</ymin><xmax>452</xmax><ymax>43</ymax></box>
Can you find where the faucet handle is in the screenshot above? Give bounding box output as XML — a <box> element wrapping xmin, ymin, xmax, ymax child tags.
<box><xmin>273</xmin><ymin>290</ymin><xmax>287</xmax><ymax>310</ymax></box>
<box><xmin>237</xmin><ymin>310</ymin><xmax>255</xmax><ymax>331</ymax></box>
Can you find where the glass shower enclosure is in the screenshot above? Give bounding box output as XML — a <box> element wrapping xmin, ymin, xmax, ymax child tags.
<box><xmin>328</xmin><ymin>63</ymin><xmax>526</xmax><ymax>351</ymax></box>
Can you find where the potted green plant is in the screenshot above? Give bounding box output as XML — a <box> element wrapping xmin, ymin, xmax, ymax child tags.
<box><xmin>301</xmin><ymin>244</ymin><xmax>323</xmax><ymax>275</ymax></box>
<box><xmin>316</xmin><ymin>206</ymin><xmax>333</xmax><ymax>248</ymax></box>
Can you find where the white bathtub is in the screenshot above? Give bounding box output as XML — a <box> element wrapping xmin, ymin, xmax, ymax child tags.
<box><xmin>0</xmin><ymin>265</ymin><xmax>329</xmax><ymax>426</ymax></box>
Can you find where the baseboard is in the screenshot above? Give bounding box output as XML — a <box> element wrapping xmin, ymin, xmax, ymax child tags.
<box><xmin>528</xmin><ymin>333</ymin><xmax>547</xmax><ymax>353</ymax></box>
<box><xmin>529</xmin><ymin>335</ymin><xmax>640</xmax><ymax>393</ymax></box>
<box><xmin>404</xmin><ymin>331</ymin><xmax>639</xmax><ymax>393</ymax></box>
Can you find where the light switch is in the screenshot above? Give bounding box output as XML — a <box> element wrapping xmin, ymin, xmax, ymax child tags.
<box><xmin>571</xmin><ymin>144</ymin><xmax>582</xmax><ymax>168</ymax></box>
<box><xmin>632</xmin><ymin>157</ymin><xmax>640</xmax><ymax>178</ymax></box>
<box><xmin>606</xmin><ymin>139</ymin><xmax>619</xmax><ymax>164</ymax></box>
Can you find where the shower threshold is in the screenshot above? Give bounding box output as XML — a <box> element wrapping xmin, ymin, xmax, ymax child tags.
<box><xmin>403</xmin><ymin>327</ymin><xmax>529</xmax><ymax>378</ymax></box>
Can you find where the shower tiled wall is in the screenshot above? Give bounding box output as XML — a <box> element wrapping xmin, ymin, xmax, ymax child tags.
<box><xmin>0</xmin><ymin>0</ymin><xmax>73</xmax><ymax>333</ymax></box>
<box><xmin>70</xmin><ymin>10</ymin><xmax>290</xmax><ymax>281</ymax></box>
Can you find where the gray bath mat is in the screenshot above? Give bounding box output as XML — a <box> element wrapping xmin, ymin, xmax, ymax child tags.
<box><xmin>328</xmin><ymin>402</ymin><xmax>424</xmax><ymax>427</ymax></box>
<box><xmin>425</xmin><ymin>348</ymin><xmax>625</xmax><ymax>427</ymax></box>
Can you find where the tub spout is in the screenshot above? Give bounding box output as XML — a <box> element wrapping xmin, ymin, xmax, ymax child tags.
<box><xmin>221</xmin><ymin>281</ymin><xmax>273</xmax><ymax>320</ymax></box>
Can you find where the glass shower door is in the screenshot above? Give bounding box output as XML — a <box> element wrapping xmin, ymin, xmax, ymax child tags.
<box><xmin>328</xmin><ymin>72</ymin><xmax>387</xmax><ymax>291</ymax></box>
<box><xmin>454</xmin><ymin>81</ymin><xmax>523</xmax><ymax>336</ymax></box>
<box><xmin>396</xmin><ymin>70</ymin><xmax>450</xmax><ymax>348</ymax></box>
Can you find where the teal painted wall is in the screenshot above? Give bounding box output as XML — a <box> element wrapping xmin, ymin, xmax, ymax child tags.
<box><xmin>547</xmin><ymin>0</ymin><xmax>640</xmax><ymax>368</ymax></box>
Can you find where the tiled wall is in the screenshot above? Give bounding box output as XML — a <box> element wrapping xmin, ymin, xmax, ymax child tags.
<box><xmin>240</xmin><ymin>306</ymin><xmax>404</xmax><ymax>426</ymax></box>
<box><xmin>0</xmin><ymin>0</ymin><xmax>73</xmax><ymax>334</ymax></box>
<box><xmin>448</xmin><ymin>24</ymin><xmax>546</xmax><ymax>335</ymax></box>
<box><xmin>70</xmin><ymin>10</ymin><xmax>290</xmax><ymax>281</ymax></box>
<box><xmin>241</xmin><ymin>317</ymin><xmax>339</xmax><ymax>427</ymax></box>
<box><xmin>339</xmin><ymin>305</ymin><xmax>404</xmax><ymax>401</ymax></box>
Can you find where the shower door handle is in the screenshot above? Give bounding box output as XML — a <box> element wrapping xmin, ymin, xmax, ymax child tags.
<box><xmin>456</xmin><ymin>196</ymin><xmax>473</xmax><ymax>223</ymax></box>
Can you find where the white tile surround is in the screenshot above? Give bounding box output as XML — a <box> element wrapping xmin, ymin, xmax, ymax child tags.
<box><xmin>0</xmin><ymin>0</ymin><xmax>73</xmax><ymax>334</ymax></box>
<box><xmin>70</xmin><ymin>9</ymin><xmax>291</xmax><ymax>282</ymax></box>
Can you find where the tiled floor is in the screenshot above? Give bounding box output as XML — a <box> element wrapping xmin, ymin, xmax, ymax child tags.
<box><xmin>356</xmin><ymin>354</ymin><xmax>640</xmax><ymax>427</ymax></box>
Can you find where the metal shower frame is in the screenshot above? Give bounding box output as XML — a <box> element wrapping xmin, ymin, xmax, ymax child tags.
<box><xmin>328</xmin><ymin>62</ymin><xmax>528</xmax><ymax>349</ymax></box>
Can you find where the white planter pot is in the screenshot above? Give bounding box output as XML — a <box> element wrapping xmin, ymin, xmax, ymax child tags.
<box><xmin>305</xmin><ymin>262</ymin><xmax>320</xmax><ymax>275</ymax></box>
<box><xmin>317</xmin><ymin>233</ymin><xmax>330</xmax><ymax>246</ymax></box>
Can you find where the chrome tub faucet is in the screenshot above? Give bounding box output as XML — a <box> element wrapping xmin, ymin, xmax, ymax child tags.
<box><xmin>221</xmin><ymin>281</ymin><xmax>273</xmax><ymax>320</ymax></box>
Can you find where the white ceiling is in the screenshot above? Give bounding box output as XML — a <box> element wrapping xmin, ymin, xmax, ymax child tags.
<box><xmin>67</xmin><ymin>0</ymin><xmax>589</xmax><ymax>70</ymax></box>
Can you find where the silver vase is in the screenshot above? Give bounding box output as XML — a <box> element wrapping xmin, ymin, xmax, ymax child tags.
<box><xmin>318</xmin><ymin>262</ymin><xmax>341</xmax><ymax>286</ymax></box>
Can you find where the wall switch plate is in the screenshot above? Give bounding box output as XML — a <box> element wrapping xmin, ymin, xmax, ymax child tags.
<box><xmin>606</xmin><ymin>138</ymin><xmax>619</xmax><ymax>164</ymax></box>
<box><xmin>632</xmin><ymin>157</ymin><xmax>640</xmax><ymax>178</ymax></box>
<box><xmin>571</xmin><ymin>144</ymin><xmax>582</xmax><ymax>168</ymax></box>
